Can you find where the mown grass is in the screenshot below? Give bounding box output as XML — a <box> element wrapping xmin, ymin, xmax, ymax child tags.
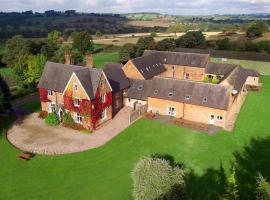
<box><xmin>0</xmin><ymin>76</ymin><xmax>269</xmax><ymax>200</ymax></box>
<box><xmin>211</xmin><ymin>57</ymin><xmax>270</xmax><ymax>75</ymax></box>
<box><xmin>93</xmin><ymin>51</ymin><xmax>120</xmax><ymax>68</ymax></box>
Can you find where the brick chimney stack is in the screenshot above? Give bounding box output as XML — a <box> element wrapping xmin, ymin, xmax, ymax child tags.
<box><xmin>64</xmin><ymin>50</ymin><xmax>72</xmax><ymax>65</ymax></box>
<box><xmin>86</xmin><ymin>53</ymin><xmax>94</xmax><ymax>68</ymax></box>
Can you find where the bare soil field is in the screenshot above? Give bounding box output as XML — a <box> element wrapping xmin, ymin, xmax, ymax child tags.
<box><xmin>126</xmin><ymin>20</ymin><xmax>174</xmax><ymax>27</ymax></box>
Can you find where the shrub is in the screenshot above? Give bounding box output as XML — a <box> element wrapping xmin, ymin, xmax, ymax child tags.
<box><xmin>256</xmin><ymin>174</ymin><xmax>270</xmax><ymax>200</ymax></box>
<box><xmin>45</xmin><ymin>112</ymin><xmax>60</xmax><ymax>126</ymax></box>
<box><xmin>132</xmin><ymin>157</ymin><xmax>186</xmax><ymax>200</ymax></box>
<box><xmin>62</xmin><ymin>112</ymin><xmax>75</xmax><ymax>126</ymax></box>
<box><xmin>38</xmin><ymin>111</ymin><xmax>48</xmax><ymax>119</ymax></box>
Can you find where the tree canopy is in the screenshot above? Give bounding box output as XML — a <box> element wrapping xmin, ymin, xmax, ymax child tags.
<box><xmin>156</xmin><ymin>38</ymin><xmax>176</xmax><ymax>51</ymax></box>
<box><xmin>119</xmin><ymin>43</ymin><xmax>137</xmax><ymax>64</ymax></box>
<box><xmin>135</xmin><ymin>36</ymin><xmax>155</xmax><ymax>57</ymax></box>
<box><xmin>176</xmin><ymin>31</ymin><xmax>206</xmax><ymax>48</ymax></box>
<box><xmin>246</xmin><ymin>22</ymin><xmax>269</xmax><ymax>38</ymax></box>
<box><xmin>72</xmin><ymin>31</ymin><xmax>94</xmax><ymax>54</ymax></box>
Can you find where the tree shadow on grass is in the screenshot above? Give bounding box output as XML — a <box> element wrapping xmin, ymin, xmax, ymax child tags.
<box><xmin>151</xmin><ymin>154</ymin><xmax>227</xmax><ymax>200</ymax></box>
<box><xmin>234</xmin><ymin>137</ymin><xmax>270</xmax><ymax>200</ymax></box>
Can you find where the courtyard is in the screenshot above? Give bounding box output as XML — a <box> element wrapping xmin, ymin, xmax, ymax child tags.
<box><xmin>0</xmin><ymin>76</ymin><xmax>269</xmax><ymax>200</ymax></box>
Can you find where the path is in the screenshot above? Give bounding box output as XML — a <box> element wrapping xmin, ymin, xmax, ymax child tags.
<box><xmin>7</xmin><ymin>107</ymin><xmax>133</xmax><ymax>155</ymax></box>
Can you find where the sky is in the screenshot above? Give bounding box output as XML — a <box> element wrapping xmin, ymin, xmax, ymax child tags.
<box><xmin>1</xmin><ymin>0</ymin><xmax>270</xmax><ymax>15</ymax></box>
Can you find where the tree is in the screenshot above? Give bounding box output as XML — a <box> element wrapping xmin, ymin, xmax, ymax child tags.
<box><xmin>95</xmin><ymin>31</ymin><xmax>103</xmax><ymax>38</ymax></box>
<box><xmin>119</xmin><ymin>43</ymin><xmax>137</xmax><ymax>64</ymax></box>
<box><xmin>222</xmin><ymin>167</ymin><xmax>239</xmax><ymax>200</ymax></box>
<box><xmin>72</xmin><ymin>31</ymin><xmax>94</xmax><ymax>54</ymax></box>
<box><xmin>135</xmin><ymin>36</ymin><xmax>155</xmax><ymax>57</ymax></box>
<box><xmin>0</xmin><ymin>75</ymin><xmax>11</xmax><ymax>113</ymax></box>
<box><xmin>24</xmin><ymin>54</ymin><xmax>46</xmax><ymax>87</ymax></box>
<box><xmin>2</xmin><ymin>35</ymin><xmax>32</xmax><ymax>68</ymax></box>
<box><xmin>156</xmin><ymin>38</ymin><xmax>176</xmax><ymax>51</ymax></box>
<box><xmin>176</xmin><ymin>31</ymin><xmax>206</xmax><ymax>48</ymax></box>
<box><xmin>246</xmin><ymin>22</ymin><xmax>269</xmax><ymax>38</ymax></box>
<box><xmin>45</xmin><ymin>112</ymin><xmax>60</xmax><ymax>126</ymax></box>
<box><xmin>151</xmin><ymin>32</ymin><xmax>157</xmax><ymax>38</ymax></box>
<box><xmin>48</xmin><ymin>30</ymin><xmax>62</xmax><ymax>45</ymax></box>
<box><xmin>132</xmin><ymin>157</ymin><xmax>186</xmax><ymax>200</ymax></box>
<box><xmin>256</xmin><ymin>174</ymin><xmax>270</xmax><ymax>200</ymax></box>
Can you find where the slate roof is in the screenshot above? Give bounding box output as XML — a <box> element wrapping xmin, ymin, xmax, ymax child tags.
<box><xmin>224</xmin><ymin>66</ymin><xmax>260</xmax><ymax>94</ymax></box>
<box><xmin>38</xmin><ymin>62</ymin><xmax>102</xmax><ymax>100</ymax></box>
<box><xmin>131</xmin><ymin>53</ymin><xmax>166</xmax><ymax>80</ymax></box>
<box><xmin>126</xmin><ymin>78</ymin><xmax>230</xmax><ymax>110</ymax></box>
<box><xmin>143</xmin><ymin>50</ymin><xmax>210</xmax><ymax>68</ymax></box>
<box><xmin>205</xmin><ymin>62</ymin><xmax>238</xmax><ymax>77</ymax></box>
<box><xmin>103</xmin><ymin>63</ymin><xmax>130</xmax><ymax>92</ymax></box>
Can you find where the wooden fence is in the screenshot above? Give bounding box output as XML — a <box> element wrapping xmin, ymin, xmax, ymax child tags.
<box><xmin>129</xmin><ymin>104</ymin><xmax>148</xmax><ymax>124</ymax></box>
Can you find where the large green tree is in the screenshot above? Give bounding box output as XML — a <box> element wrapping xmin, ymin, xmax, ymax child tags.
<box><xmin>119</xmin><ymin>43</ymin><xmax>137</xmax><ymax>64</ymax></box>
<box><xmin>72</xmin><ymin>31</ymin><xmax>94</xmax><ymax>54</ymax></box>
<box><xmin>176</xmin><ymin>31</ymin><xmax>206</xmax><ymax>48</ymax></box>
<box><xmin>156</xmin><ymin>38</ymin><xmax>176</xmax><ymax>51</ymax></box>
<box><xmin>48</xmin><ymin>30</ymin><xmax>62</xmax><ymax>44</ymax></box>
<box><xmin>2</xmin><ymin>35</ymin><xmax>32</xmax><ymax>68</ymax></box>
<box><xmin>135</xmin><ymin>36</ymin><xmax>155</xmax><ymax>57</ymax></box>
<box><xmin>0</xmin><ymin>75</ymin><xmax>11</xmax><ymax>113</ymax></box>
<box><xmin>132</xmin><ymin>157</ymin><xmax>186</xmax><ymax>200</ymax></box>
<box><xmin>246</xmin><ymin>22</ymin><xmax>269</xmax><ymax>38</ymax></box>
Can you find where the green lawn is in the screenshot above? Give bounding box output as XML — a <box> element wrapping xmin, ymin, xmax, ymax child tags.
<box><xmin>0</xmin><ymin>76</ymin><xmax>270</xmax><ymax>200</ymax></box>
<box><xmin>211</xmin><ymin>57</ymin><xmax>270</xmax><ymax>76</ymax></box>
<box><xmin>93</xmin><ymin>52</ymin><xmax>120</xmax><ymax>68</ymax></box>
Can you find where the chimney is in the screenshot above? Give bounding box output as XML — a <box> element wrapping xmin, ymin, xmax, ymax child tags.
<box><xmin>86</xmin><ymin>53</ymin><xmax>94</xmax><ymax>68</ymax></box>
<box><xmin>64</xmin><ymin>50</ymin><xmax>72</xmax><ymax>65</ymax></box>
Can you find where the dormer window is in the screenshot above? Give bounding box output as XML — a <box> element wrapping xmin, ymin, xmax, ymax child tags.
<box><xmin>168</xmin><ymin>92</ymin><xmax>173</xmax><ymax>98</ymax></box>
<box><xmin>48</xmin><ymin>90</ymin><xmax>53</xmax><ymax>96</ymax></box>
<box><xmin>185</xmin><ymin>95</ymin><xmax>190</xmax><ymax>100</ymax></box>
<box><xmin>73</xmin><ymin>83</ymin><xmax>78</xmax><ymax>91</ymax></box>
<box><xmin>74</xmin><ymin>98</ymin><xmax>80</xmax><ymax>107</ymax></box>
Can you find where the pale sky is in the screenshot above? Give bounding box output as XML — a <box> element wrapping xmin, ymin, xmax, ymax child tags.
<box><xmin>1</xmin><ymin>0</ymin><xmax>270</xmax><ymax>15</ymax></box>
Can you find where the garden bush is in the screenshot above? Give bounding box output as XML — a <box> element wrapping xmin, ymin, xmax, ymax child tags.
<box><xmin>62</xmin><ymin>112</ymin><xmax>75</xmax><ymax>126</ymax></box>
<box><xmin>45</xmin><ymin>112</ymin><xmax>60</xmax><ymax>126</ymax></box>
<box><xmin>132</xmin><ymin>157</ymin><xmax>186</xmax><ymax>200</ymax></box>
<box><xmin>38</xmin><ymin>111</ymin><xmax>48</xmax><ymax>119</ymax></box>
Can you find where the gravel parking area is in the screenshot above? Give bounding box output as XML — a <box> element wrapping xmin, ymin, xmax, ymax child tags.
<box><xmin>7</xmin><ymin>107</ymin><xmax>133</xmax><ymax>155</ymax></box>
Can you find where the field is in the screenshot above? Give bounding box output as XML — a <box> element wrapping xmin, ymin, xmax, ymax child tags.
<box><xmin>211</xmin><ymin>57</ymin><xmax>270</xmax><ymax>75</ymax></box>
<box><xmin>93</xmin><ymin>52</ymin><xmax>120</xmax><ymax>68</ymax></box>
<box><xmin>0</xmin><ymin>76</ymin><xmax>270</xmax><ymax>200</ymax></box>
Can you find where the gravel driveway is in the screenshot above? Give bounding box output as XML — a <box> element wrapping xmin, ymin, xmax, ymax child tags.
<box><xmin>7</xmin><ymin>107</ymin><xmax>133</xmax><ymax>155</ymax></box>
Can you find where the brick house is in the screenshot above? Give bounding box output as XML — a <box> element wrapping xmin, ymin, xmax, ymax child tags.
<box><xmin>38</xmin><ymin>61</ymin><xmax>129</xmax><ymax>130</ymax></box>
<box><xmin>123</xmin><ymin>51</ymin><xmax>260</xmax><ymax>130</ymax></box>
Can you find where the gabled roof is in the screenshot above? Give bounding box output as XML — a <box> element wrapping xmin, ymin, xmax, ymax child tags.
<box><xmin>131</xmin><ymin>54</ymin><xmax>166</xmax><ymax>80</ymax></box>
<box><xmin>38</xmin><ymin>62</ymin><xmax>102</xmax><ymax>100</ymax></box>
<box><xmin>143</xmin><ymin>50</ymin><xmax>210</xmax><ymax>68</ymax></box>
<box><xmin>205</xmin><ymin>62</ymin><xmax>238</xmax><ymax>77</ymax></box>
<box><xmin>126</xmin><ymin>78</ymin><xmax>230</xmax><ymax>110</ymax></box>
<box><xmin>103</xmin><ymin>63</ymin><xmax>130</xmax><ymax>92</ymax></box>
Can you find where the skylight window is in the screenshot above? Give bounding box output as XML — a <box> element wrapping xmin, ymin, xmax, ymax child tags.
<box><xmin>140</xmin><ymin>69</ymin><xmax>144</xmax><ymax>73</ymax></box>
<box><xmin>146</xmin><ymin>67</ymin><xmax>149</xmax><ymax>71</ymax></box>
<box><xmin>185</xmin><ymin>95</ymin><xmax>190</xmax><ymax>100</ymax></box>
<box><xmin>138</xmin><ymin>85</ymin><xmax>143</xmax><ymax>90</ymax></box>
<box><xmin>168</xmin><ymin>92</ymin><xmax>173</xmax><ymax>98</ymax></box>
<box><xmin>154</xmin><ymin>90</ymin><xmax>158</xmax><ymax>95</ymax></box>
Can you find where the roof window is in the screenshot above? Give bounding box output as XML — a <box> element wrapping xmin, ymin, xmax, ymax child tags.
<box><xmin>185</xmin><ymin>95</ymin><xmax>190</xmax><ymax>100</ymax></box>
<box><xmin>154</xmin><ymin>90</ymin><xmax>158</xmax><ymax>95</ymax></box>
<box><xmin>203</xmin><ymin>97</ymin><xmax>207</xmax><ymax>103</ymax></box>
<box><xmin>138</xmin><ymin>85</ymin><xmax>143</xmax><ymax>90</ymax></box>
<box><xmin>168</xmin><ymin>92</ymin><xmax>173</xmax><ymax>98</ymax></box>
<box><xmin>140</xmin><ymin>69</ymin><xmax>144</xmax><ymax>74</ymax></box>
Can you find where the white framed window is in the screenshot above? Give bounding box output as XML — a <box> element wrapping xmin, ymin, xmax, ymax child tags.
<box><xmin>101</xmin><ymin>94</ymin><xmax>106</xmax><ymax>103</ymax></box>
<box><xmin>217</xmin><ymin>116</ymin><xmax>223</xmax><ymax>121</ymax></box>
<box><xmin>184</xmin><ymin>73</ymin><xmax>190</xmax><ymax>80</ymax></box>
<box><xmin>75</xmin><ymin>112</ymin><xmax>82</xmax><ymax>124</ymax></box>
<box><xmin>74</xmin><ymin>98</ymin><xmax>80</xmax><ymax>107</ymax></box>
<box><xmin>73</xmin><ymin>83</ymin><xmax>78</xmax><ymax>92</ymax></box>
<box><xmin>168</xmin><ymin>107</ymin><xmax>176</xmax><ymax>117</ymax></box>
<box><xmin>101</xmin><ymin>109</ymin><xmax>107</xmax><ymax>120</ymax></box>
<box><xmin>48</xmin><ymin>102</ymin><xmax>56</xmax><ymax>113</ymax></box>
<box><xmin>48</xmin><ymin>90</ymin><xmax>53</xmax><ymax>96</ymax></box>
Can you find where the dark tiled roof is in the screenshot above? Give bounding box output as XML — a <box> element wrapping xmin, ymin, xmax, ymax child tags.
<box><xmin>205</xmin><ymin>62</ymin><xmax>238</xmax><ymax>77</ymax></box>
<box><xmin>38</xmin><ymin>62</ymin><xmax>102</xmax><ymax>100</ymax></box>
<box><xmin>143</xmin><ymin>50</ymin><xmax>210</xmax><ymax>68</ymax></box>
<box><xmin>131</xmin><ymin>54</ymin><xmax>166</xmax><ymax>80</ymax></box>
<box><xmin>126</xmin><ymin>78</ymin><xmax>230</xmax><ymax>110</ymax></box>
<box><xmin>224</xmin><ymin>66</ymin><xmax>259</xmax><ymax>94</ymax></box>
<box><xmin>103</xmin><ymin>63</ymin><xmax>130</xmax><ymax>92</ymax></box>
